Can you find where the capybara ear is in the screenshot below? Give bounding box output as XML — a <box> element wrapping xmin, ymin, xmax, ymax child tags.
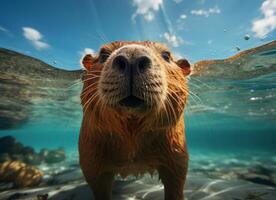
<box><xmin>176</xmin><ymin>59</ymin><xmax>191</xmax><ymax>76</ymax></box>
<box><xmin>82</xmin><ymin>54</ymin><xmax>95</xmax><ymax>70</ymax></box>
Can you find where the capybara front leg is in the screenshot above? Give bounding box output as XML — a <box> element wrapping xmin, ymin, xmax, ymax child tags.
<box><xmin>87</xmin><ymin>172</ymin><xmax>114</xmax><ymax>200</ymax></box>
<box><xmin>158</xmin><ymin>160</ymin><xmax>188</xmax><ymax>200</ymax></box>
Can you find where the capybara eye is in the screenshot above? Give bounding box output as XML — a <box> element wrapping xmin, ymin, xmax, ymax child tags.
<box><xmin>99</xmin><ymin>51</ymin><xmax>110</xmax><ymax>63</ymax></box>
<box><xmin>161</xmin><ymin>51</ymin><xmax>170</xmax><ymax>62</ymax></box>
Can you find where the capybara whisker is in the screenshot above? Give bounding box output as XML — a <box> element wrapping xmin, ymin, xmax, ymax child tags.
<box><xmin>80</xmin><ymin>82</ymin><xmax>99</xmax><ymax>98</ymax></box>
<box><xmin>83</xmin><ymin>92</ymin><xmax>99</xmax><ymax>113</ymax></box>
<box><xmin>81</xmin><ymin>76</ymin><xmax>100</xmax><ymax>83</ymax></box>
<box><xmin>67</xmin><ymin>79</ymin><xmax>83</xmax><ymax>89</ymax></box>
<box><xmin>189</xmin><ymin>76</ymin><xmax>214</xmax><ymax>89</ymax></box>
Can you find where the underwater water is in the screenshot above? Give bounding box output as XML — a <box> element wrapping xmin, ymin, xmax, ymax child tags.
<box><xmin>2</xmin><ymin>0</ymin><xmax>276</xmax><ymax>198</ymax></box>
<box><xmin>0</xmin><ymin>41</ymin><xmax>276</xmax><ymax>199</ymax></box>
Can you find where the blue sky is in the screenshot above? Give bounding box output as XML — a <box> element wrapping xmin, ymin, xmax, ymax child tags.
<box><xmin>0</xmin><ymin>0</ymin><xmax>275</xmax><ymax>70</ymax></box>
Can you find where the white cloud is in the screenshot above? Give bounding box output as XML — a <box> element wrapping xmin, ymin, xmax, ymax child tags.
<box><xmin>173</xmin><ymin>52</ymin><xmax>182</xmax><ymax>60</ymax></box>
<box><xmin>33</xmin><ymin>40</ymin><xmax>49</xmax><ymax>49</ymax></box>
<box><xmin>207</xmin><ymin>40</ymin><xmax>213</xmax><ymax>44</ymax></box>
<box><xmin>176</xmin><ymin>14</ymin><xmax>187</xmax><ymax>30</ymax></box>
<box><xmin>180</xmin><ymin>14</ymin><xmax>187</xmax><ymax>19</ymax></box>
<box><xmin>80</xmin><ymin>48</ymin><xmax>96</xmax><ymax>56</ymax></box>
<box><xmin>23</xmin><ymin>27</ymin><xmax>42</xmax><ymax>41</ymax></box>
<box><xmin>162</xmin><ymin>32</ymin><xmax>183</xmax><ymax>47</ymax></box>
<box><xmin>22</xmin><ymin>27</ymin><xmax>50</xmax><ymax>50</ymax></box>
<box><xmin>191</xmin><ymin>6</ymin><xmax>221</xmax><ymax>17</ymax></box>
<box><xmin>252</xmin><ymin>0</ymin><xmax>276</xmax><ymax>38</ymax></box>
<box><xmin>144</xmin><ymin>12</ymin><xmax>154</xmax><ymax>21</ymax></box>
<box><xmin>132</xmin><ymin>0</ymin><xmax>163</xmax><ymax>22</ymax></box>
<box><xmin>173</xmin><ymin>0</ymin><xmax>182</xmax><ymax>3</ymax></box>
<box><xmin>0</xmin><ymin>26</ymin><xmax>9</xmax><ymax>33</ymax></box>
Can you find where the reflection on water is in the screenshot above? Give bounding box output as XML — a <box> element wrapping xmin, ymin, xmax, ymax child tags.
<box><xmin>0</xmin><ymin>42</ymin><xmax>276</xmax><ymax>199</ymax></box>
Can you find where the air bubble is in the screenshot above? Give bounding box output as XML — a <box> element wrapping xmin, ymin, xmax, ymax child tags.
<box><xmin>244</xmin><ymin>34</ymin><xmax>250</xmax><ymax>40</ymax></box>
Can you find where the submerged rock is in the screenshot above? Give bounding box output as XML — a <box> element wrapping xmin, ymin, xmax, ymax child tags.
<box><xmin>0</xmin><ymin>153</ymin><xmax>11</xmax><ymax>163</ymax></box>
<box><xmin>0</xmin><ymin>136</ymin><xmax>41</xmax><ymax>165</ymax></box>
<box><xmin>43</xmin><ymin>148</ymin><xmax>66</xmax><ymax>164</ymax></box>
<box><xmin>0</xmin><ymin>136</ymin><xmax>23</xmax><ymax>154</ymax></box>
<box><xmin>0</xmin><ymin>136</ymin><xmax>66</xmax><ymax>165</ymax></box>
<box><xmin>24</xmin><ymin>153</ymin><xmax>42</xmax><ymax>165</ymax></box>
<box><xmin>39</xmin><ymin>148</ymin><xmax>49</xmax><ymax>158</ymax></box>
<box><xmin>0</xmin><ymin>161</ymin><xmax>43</xmax><ymax>188</ymax></box>
<box><xmin>21</xmin><ymin>146</ymin><xmax>35</xmax><ymax>155</ymax></box>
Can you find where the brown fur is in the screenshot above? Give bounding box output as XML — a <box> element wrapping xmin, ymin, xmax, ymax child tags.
<box><xmin>79</xmin><ymin>41</ymin><xmax>190</xmax><ymax>200</ymax></box>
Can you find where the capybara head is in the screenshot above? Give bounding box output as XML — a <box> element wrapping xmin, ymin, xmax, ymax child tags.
<box><xmin>81</xmin><ymin>41</ymin><xmax>190</xmax><ymax>132</ymax></box>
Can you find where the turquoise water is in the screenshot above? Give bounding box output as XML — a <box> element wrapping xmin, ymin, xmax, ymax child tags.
<box><xmin>0</xmin><ymin>43</ymin><xmax>276</xmax><ymax>199</ymax></box>
<box><xmin>1</xmin><ymin>72</ymin><xmax>275</xmax><ymax>156</ymax></box>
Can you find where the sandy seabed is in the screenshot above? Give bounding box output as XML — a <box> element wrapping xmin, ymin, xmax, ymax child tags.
<box><xmin>1</xmin><ymin>152</ymin><xmax>276</xmax><ymax>200</ymax></box>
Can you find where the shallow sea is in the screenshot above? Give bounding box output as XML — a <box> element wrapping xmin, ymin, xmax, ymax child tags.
<box><xmin>0</xmin><ymin>43</ymin><xmax>276</xmax><ymax>199</ymax></box>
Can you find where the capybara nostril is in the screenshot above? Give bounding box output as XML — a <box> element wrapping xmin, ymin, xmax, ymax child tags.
<box><xmin>112</xmin><ymin>55</ymin><xmax>129</xmax><ymax>74</ymax></box>
<box><xmin>135</xmin><ymin>56</ymin><xmax>152</xmax><ymax>73</ymax></box>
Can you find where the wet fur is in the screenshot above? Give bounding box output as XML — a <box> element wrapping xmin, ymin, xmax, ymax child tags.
<box><xmin>79</xmin><ymin>41</ymin><xmax>190</xmax><ymax>200</ymax></box>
